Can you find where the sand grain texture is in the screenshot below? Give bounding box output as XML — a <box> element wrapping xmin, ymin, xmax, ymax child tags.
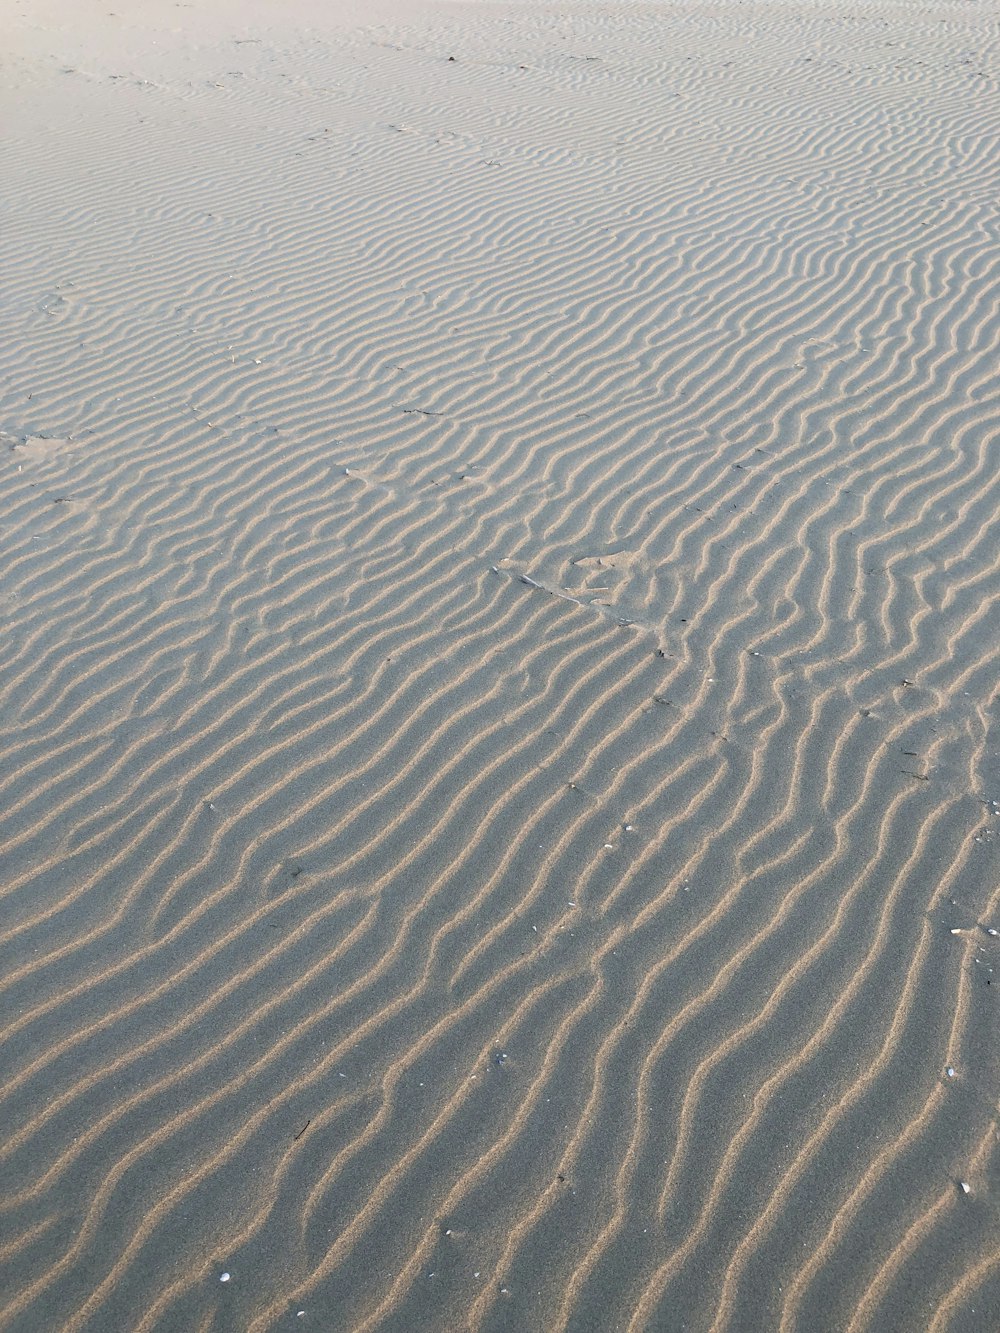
<box><xmin>1</xmin><ymin>1</ymin><xmax>999</xmax><ymax>1330</ymax></box>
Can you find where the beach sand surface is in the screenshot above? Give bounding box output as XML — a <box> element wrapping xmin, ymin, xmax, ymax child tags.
<box><xmin>1</xmin><ymin>1</ymin><xmax>998</xmax><ymax>1329</ymax></box>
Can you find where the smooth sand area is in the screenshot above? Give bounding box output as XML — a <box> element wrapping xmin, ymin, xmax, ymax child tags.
<box><xmin>1</xmin><ymin>2</ymin><xmax>998</xmax><ymax>1329</ymax></box>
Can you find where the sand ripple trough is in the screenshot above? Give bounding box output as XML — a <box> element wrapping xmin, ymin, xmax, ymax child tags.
<box><xmin>1</xmin><ymin>1</ymin><xmax>998</xmax><ymax>1329</ymax></box>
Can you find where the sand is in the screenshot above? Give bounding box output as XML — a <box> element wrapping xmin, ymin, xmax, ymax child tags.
<box><xmin>1</xmin><ymin>1</ymin><xmax>998</xmax><ymax>1329</ymax></box>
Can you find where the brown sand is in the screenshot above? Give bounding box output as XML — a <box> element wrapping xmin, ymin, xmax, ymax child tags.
<box><xmin>1</xmin><ymin>1</ymin><xmax>998</xmax><ymax>1329</ymax></box>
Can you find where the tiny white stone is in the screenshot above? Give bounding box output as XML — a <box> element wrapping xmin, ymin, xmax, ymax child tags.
<box><xmin>946</xmin><ymin>1067</ymin><xmax>956</xmax><ymax>1078</ymax></box>
<box><xmin>987</xmin><ymin>927</ymin><xmax>999</xmax><ymax>937</ymax></box>
<box><xmin>959</xmin><ymin>1180</ymin><xmax>971</xmax><ymax>1194</ymax></box>
<box><xmin>220</xmin><ymin>1272</ymin><xmax>230</xmax><ymax>1282</ymax></box>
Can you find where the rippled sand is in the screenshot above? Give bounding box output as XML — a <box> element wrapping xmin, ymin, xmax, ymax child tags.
<box><xmin>1</xmin><ymin>1</ymin><xmax>998</xmax><ymax>1329</ymax></box>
